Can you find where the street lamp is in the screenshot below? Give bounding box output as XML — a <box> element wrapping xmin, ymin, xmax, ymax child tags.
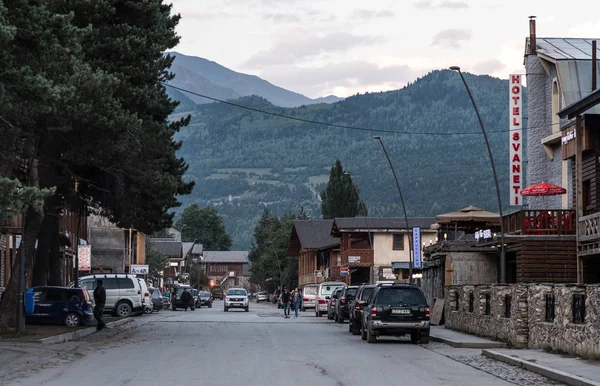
<box><xmin>343</xmin><ymin>171</ymin><xmax>374</xmax><ymax>283</ymax></box>
<box><xmin>372</xmin><ymin>136</ymin><xmax>413</xmax><ymax>284</ymax></box>
<box><xmin>449</xmin><ymin>66</ymin><xmax>506</xmax><ymax>283</ymax></box>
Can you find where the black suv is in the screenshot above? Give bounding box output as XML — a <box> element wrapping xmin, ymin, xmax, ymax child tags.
<box><xmin>327</xmin><ymin>288</ymin><xmax>343</xmax><ymax>320</ymax></box>
<box><xmin>348</xmin><ymin>284</ymin><xmax>377</xmax><ymax>335</ymax></box>
<box><xmin>360</xmin><ymin>283</ymin><xmax>430</xmax><ymax>344</ymax></box>
<box><xmin>172</xmin><ymin>285</ymin><xmax>195</xmax><ymax>311</ymax></box>
<box><xmin>334</xmin><ymin>286</ymin><xmax>358</xmax><ymax>323</ymax></box>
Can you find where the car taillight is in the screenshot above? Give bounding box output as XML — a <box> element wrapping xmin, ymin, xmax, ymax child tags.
<box><xmin>425</xmin><ymin>307</ymin><xmax>430</xmax><ymax>319</ymax></box>
<box><xmin>371</xmin><ymin>307</ymin><xmax>377</xmax><ymax>317</ymax></box>
<box><xmin>303</xmin><ymin>298</ymin><xmax>309</xmax><ymax>302</ymax></box>
<box><xmin>145</xmin><ymin>292</ymin><xmax>150</xmax><ymax>297</ymax></box>
<box><xmin>355</xmin><ymin>302</ymin><xmax>361</xmax><ymax>309</ymax></box>
<box><xmin>318</xmin><ymin>299</ymin><xmax>327</xmax><ymax>304</ymax></box>
<box><xmin>78</xmin><ymin>289</ymin><xmax>90</xmax><ymax>303</ymax></box>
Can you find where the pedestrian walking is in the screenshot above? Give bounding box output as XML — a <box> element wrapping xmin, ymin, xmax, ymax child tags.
<box><xmin>181</xmin><ymin>289</ymin><xmax>192</xmax><ymax>311</ymax></box>
<box><xmin>282</xmin><ymin>287</ymin><xmax>291</xmax><ymax>318</ymax></box>
<box><xmin>293</xmin><ymin>288</ymin><xmax>301</xmax><ymax>318</ymax></box>
<box><xmin>93</xmin><ymin>279</ymin><xmax>106</xmax><ymax>331</ymax></box>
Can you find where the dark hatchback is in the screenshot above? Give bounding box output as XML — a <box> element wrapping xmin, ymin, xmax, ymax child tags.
<box><xmin>25</xmin><ymin>286</ymin><xmax>94</xmax><ymax>327</ymax></box>
<box><xmin>334</xmin><ymin>286</ymin><xmax>358</xmax><ymax>323</ymax></box>
<box><xmin>197</xmin><ymin>291</ymin><xmax>213</xmax><ymax>308</ymax></box>
<box><xmin>361</xmin><ymin>284</ymin><xmax>430</xmax><ymax>344</ymax></box>
<box><xmin>327</xmin><ymin>288</ymin><xmax>343</xmax><ymax>320</ymax></box>
<box><xmin>348</xmin><ymin>284</ymin><xmax>376</xmax><ymax>335</ymax></box>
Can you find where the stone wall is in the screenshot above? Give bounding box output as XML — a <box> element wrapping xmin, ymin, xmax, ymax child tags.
<box><xmin>445</xmin><ymin>283</ymin><xmax>600</xmax><ymax>358</ymax></box>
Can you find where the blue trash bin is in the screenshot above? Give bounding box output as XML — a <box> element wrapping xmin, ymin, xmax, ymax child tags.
<box><xmin>24</xmin><ymin>288</ymin><xmax>35</xmax><ymax>314</ymax></box>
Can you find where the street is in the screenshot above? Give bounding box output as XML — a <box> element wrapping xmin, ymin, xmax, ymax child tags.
<box><xmin>2</xmin><ymin>301</ymin><xmax>563</xmax><ymax>386</ymax></box>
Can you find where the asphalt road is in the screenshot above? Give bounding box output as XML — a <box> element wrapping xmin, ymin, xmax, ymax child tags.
<box><xmin>8</xmin><ymin>301</ymin><xmax>554</xmax><ymax>386</ymax></box>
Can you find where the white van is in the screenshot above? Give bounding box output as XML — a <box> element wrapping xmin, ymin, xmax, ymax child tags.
<box><xmin>301</xmin><ymin>284</ymin><xmax>319</xmax><ymax>311</ymax></box>
<box><xmin>315</xmin><ymin>281</ymin><xmax>346</xmax><ymax>317</ymax></box>
<box><xmin>79</xmin><ymin>274</ymin><xmax>144</xmax><ymax>317</ymax></box>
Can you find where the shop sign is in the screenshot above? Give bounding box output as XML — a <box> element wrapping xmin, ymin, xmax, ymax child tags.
<box><xmin>509</xmin><ymin>74</ymin><xmax>523</xmax><ymax>206</ymax></box>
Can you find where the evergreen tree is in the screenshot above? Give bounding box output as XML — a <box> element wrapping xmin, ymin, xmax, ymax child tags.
<box><xmin>320</xmin><ymin>160</ymin><xmax>367</xmax><ymax>219</ymax></box>
<box><xmin>176</xmin><ymin>205</ymin><xmax>232</xmax><ymax>251</ymax></box>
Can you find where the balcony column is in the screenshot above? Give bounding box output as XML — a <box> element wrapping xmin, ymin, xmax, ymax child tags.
<box><xmin>575</xmin><ymin>115</ymin><xmax>583</xmax><ymax>284</ymax></box>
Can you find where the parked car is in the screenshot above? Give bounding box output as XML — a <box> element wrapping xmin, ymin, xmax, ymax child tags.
<box><xmin>300</xmin><ymin>284</ymin><xmax>318</xmax><ymax>312</ymax></box>
<box><xmin>197</xmin><ymin>291</ymin><xmax>213</xmax><ymax>308</ymax></box>
<box><xmin>334</xmin><ymin>285</ymin><xmax>359</xmax><ymax>323</ymax></box>
<box><xmin>360</xmin><ymin>283</ymin><xmax>430</xmax><ymax>344</ymax></box>
<box><xmin>224</xmin><ymin>288</ymin><xmax>249</xmax><ymax>312</ymax></box>
<box><xmin>255</xmin><ymin>291</ymin><xmax>269</xmax><ymax>303</ymax></box>
<box><xmin>172</xmin><ymin>285</ymin><xmax>195</xmax><ymax>310</ymax></box>
<box><xmin>79</xmin><ymin>274</ymin><xmax>144</xmax><ymax>317</ymax></box>
<box><xmin>315</xmin><ymin>282</ymin><xmax>346</xmax><ymax>317</ymax></box>
<box><xmin>162</xmin><ymin>294</ymin><xmax>171</xmax><ymax>310</ymax></box>
<box><xmin>148</xmin><ymin>287</ymin><xmax>163</xmax><ymax>311</ymax></box>
<box><xmin>348</xmin><ymin>284</ymin><xmax>377</xmax><ymax>335</ymax></box>
<box><xmin>25</xmin><ymin>286</ymin><xmax>94</xmax><ymax>327</ymax></box>
<box><xmin>327</xmin><ymin>288</ymin><xmax>343</xmax><ymax>320</ymax></box>
<box><xmin>137</xmin><ymin>278</ymin><xmax>152</xmax><ymax>314</ymax></box>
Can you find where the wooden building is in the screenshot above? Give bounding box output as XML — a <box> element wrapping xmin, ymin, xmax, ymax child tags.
<box><xmin>287</xmin><ymin>220</ymin><xmax>340</xmax><ymax>286</ymax></box>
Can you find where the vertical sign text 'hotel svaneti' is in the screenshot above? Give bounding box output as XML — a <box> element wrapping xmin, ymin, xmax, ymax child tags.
<box><xmin>509</xmin><ymin>74</ymin><xmax>523</xmax><ymax>206</ymax></box>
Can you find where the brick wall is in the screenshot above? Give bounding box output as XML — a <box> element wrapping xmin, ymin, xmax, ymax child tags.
<box><xmin>445</xmin><ymin>283</ymin><xmax>600</xmax><ymax>358</ymax></box>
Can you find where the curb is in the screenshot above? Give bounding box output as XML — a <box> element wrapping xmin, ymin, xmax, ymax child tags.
<box><xmin>482</xmin><ymin>350</ymin><xmax>600</xmax><ymax>386</ymax></box>
<box><xmin>38</xmin><ymin>317</ymin><xmax>134</xmax><ymax>345</ymax></box>
<box><xmin>430</xmin><ymin>335</ymin><xmax>507</xmax><ymax>349</ymax></box>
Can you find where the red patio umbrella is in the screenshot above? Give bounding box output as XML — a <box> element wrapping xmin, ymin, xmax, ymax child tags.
<box><xmin>520</xmin><ymin>182</ymin><xmax>566</xmax><ymax>196</ymax></box>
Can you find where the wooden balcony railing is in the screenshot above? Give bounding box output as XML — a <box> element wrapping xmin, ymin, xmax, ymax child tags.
<box><xmin>503</xmin><ymin>209</ymin><xmax>576</xmax><ymax>236</ymax></box>
<box><xmin>578</xmin><ymin>211</ymin><xmax>600</xmax><ymax>242</ymax></box>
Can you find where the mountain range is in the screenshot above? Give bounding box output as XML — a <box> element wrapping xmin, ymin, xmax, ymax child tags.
<box><xmin>166</xmin><ymin>52</ymin><xmax>342</xmax><ymax>108</ymax></box>
<box><xmin>168</xmin><ymin>55</ymin><xmax>523</xmax><ymax>250</ymax></box>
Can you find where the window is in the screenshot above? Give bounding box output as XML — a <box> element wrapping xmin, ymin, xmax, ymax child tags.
<box><xmin>455</xmin><ymin>291</ymin><xmax>460</xmax><ymax>311</ymax></box>
<box><xmin>103</xmin><ymin>278</ymin><xmax>119</xmax><ymax>290</ymax></box>
<box><xmin>552</xmin><ymin>79</ymin><xmax>560</xmax><ymax>132</ymax></box>
<box><xmin>468</xmin><ymin>292</ymin><xmax>474</xmax><ymax>313</ymax></box>
<box><xmin>375</xmin><ymin>288</ymin><xmax>427</xmax><ymax>306</ymax></box>
<box><xmin>43</xmin><ymin>288</ymin><xmax>67</xmax><ymax>302</ymax></box>
<box><xmin>484</xmin><ymin>293</ymin><xmax>491</xmax><ymax>315</ymax></box>
<box><xmin>572</xmin><ymin>294</ymin><xmax>586</xmax><ymax>324</ymax></box>
<box><xmin>583</xmin><ymin>180</ymin><xmax>591</xmax><ymax>210</ymax></box>
<box><xmin>227</xmin><ymin>289</ymin><xmax>247</xmax><ymax>296</ymax></box>
<box><xmin>545</xmin><ymin>293</ymin><xmax>555</xmax><ymax>322</ymax></box>
<box><xmin>505</xmin><ymin>294</ymin><xmax>512</xmax><ymax>318</ymax></box>
<box><xmin>117</xmin><ymin>278</ymin><xmax>134</xmax><ymax>289</ymax></box>
<box><xmin>393</xmin><ymin>234</ymin><xmax>404</xmax><ymax>250</ymax></box>
<box><xmin>80</xmin><ymin>280</ymin><xmax>95</xmax><ymax>290</ymax></box>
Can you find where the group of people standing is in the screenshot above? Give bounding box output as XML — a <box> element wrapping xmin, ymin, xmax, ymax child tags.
<box><xmin>281</xmin><ymin>287</ymin><xmax>302</xmax><ymax>319</ymax></box>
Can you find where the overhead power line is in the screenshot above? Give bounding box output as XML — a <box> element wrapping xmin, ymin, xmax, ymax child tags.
<box><xmin>163</xmin><ymin>83</ymin><xmax>561</xmax><ymax>137</ymax></box>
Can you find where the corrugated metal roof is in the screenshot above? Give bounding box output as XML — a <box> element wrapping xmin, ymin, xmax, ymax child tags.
<box><xmin>203</xmin><ymin>251</ymin><xmax>248</xmax><ymax>263</ymax></box>
<box><xmin>149</xmin><ymin>238</ymin><xmax>182</xmax><ymax>258</ymax></box>
<box><xmin>533</xmin><ymin>38</ymin><xmax>600</xmax><ymax>61</ymax></box>
<box><xmin>557</xmin><ymin>60</ymin><xmax>600</xmax><ymax>110</ymax></box>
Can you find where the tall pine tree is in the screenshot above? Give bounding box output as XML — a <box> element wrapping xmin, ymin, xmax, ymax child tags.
<box><xmin>320</xmin><ymin>160</ymin><xmax>367</xmax><ymax>219</ymax></box>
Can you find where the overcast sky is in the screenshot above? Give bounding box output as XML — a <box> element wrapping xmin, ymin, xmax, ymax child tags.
<box><xmin>170</xmin><ymin>0</ymin><xmax>600</xmax><ymax>98</ymax></box>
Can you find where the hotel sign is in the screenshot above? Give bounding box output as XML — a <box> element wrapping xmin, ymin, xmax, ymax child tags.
<box><xmin>509</xmin><ymin>74</ymin><xmax>523</xmax><ymax>206</ymax></box>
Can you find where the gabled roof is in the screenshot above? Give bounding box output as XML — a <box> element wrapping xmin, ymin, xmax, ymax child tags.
<box><xmin>333</xmin><ymin>217</ymin><xmax>437</xmax><ymax>231</ymax></box>
<box><xmin>287</xmin><ymin>220</ymin><xmax>339</xmax><ymax>256</ymax></box>
<box><xmin>149</xmin><ymin>238</ymin><xmax>182</xmax><ymax>258</ymax></box>
<box><xmin>528</xmin><ymin>38</ymin><xmax>600</xmax><ymax>61</ymax></box>
<box><xmin>203</xmin><ymin>251</ymin><xmax>248</xmax><ymax>263</ymax></box>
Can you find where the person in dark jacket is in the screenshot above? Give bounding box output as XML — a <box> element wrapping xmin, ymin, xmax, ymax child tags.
<box><xmin>180</xmin><ymin>289</ymin><xmax>192</xmax><ymax>311</ymax></box>
<box><xmin>93</xmin><ymin>279</ymin><xmax>107</xmax><ymax>331</ymax></box>
<box><xmin>282</xmin><ymin>288</ymin><xmax>291</xmax><ymax>318</ymax></box>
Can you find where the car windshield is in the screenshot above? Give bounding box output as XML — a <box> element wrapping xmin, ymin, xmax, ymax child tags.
<box><xmin>200</xmin><ymin>292</ymin><xmax>211</xmax><ymax>297</ymax></box>
<box><xmin>303</xmin><ymin>287</ymin><xmax>317</xmax><ymax>295</ymax></box>
<box><xmin>345</xmin><ymin>288</ymin><xmax>358</xmax><ymax>298</ymax></box>
<box><xmin>227</xmin><ymin>289</ymin><xmax>247</xmax><ymax>296</ymax></box>
<box><xmin>321</xmin><ymin>285</ymin><xmax>343</xmax><ymax>296</ymax></box>
<box><xmin>376</xmin><ymin>288</ymin><xmax>427</xmax><ymax>306</ymax></box>
<box><xmin>176</xmin><ymin>288</ymin><xmax>191</xmax><ymax>295</ymax></box>
<box><xmin>258</xmin><ymin>292</ymin><xmax>267</xmax><ymax>295</ymax></box>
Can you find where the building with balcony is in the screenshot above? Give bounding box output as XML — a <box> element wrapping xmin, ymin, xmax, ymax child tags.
<box><xmin>203</xmin><ymin>251</ymin><xmax>250</xmax><ymax>291</ymax></box>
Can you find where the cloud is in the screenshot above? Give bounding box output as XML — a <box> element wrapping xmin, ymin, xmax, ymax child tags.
<box><xmin>351</xmin><ymin>9</ymin><xmax>395</xmax><ymax>20</ymax></box>
<box><xmin>472</xmin><ymin>59</ymin><xmax>505</xmax><ymax>74</ymax></box>
<box><xmin>432</xmin><ymin>29</ymin><xmax>471</xmax><ymax>48</ymax></box>
<box><xmin>264</xmin><ymin>60</ymin><xmax>424</xmax><ymax>97</ymax></box>
<box><xmin>244</xmin><ymin>32</ymin><xmax>385</xmax><ymax>68</ymax></box>
<box><xmin>415</xmin><ymin>1</ymin><xmax>468</xmax><ymax>9</ymax></box>
<box><xmin>263</xmin><ymin>12</ymin><xmax>301</xmax><ymax>23</ymax></box>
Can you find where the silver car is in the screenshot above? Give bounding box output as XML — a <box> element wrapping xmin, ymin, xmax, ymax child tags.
<box><xmin>300</xmin><ymin>284</ymin><xmax>318</xmax><ymax>311</ymax></box>
<box><xmin>255</xmin><ymin>291</ymin><xmax>269</xmax><ymax>303</ymax></box>
<box><xmin>315</xmin><ymin>281</ymin><xmax>346</xmax><ymax>317</ymax></box>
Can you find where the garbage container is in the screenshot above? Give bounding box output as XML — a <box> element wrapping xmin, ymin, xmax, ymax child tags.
<box><xmin>24</xmin><ymin>288</ymin><xmax>35</xmax><ymax>314</ymax></box>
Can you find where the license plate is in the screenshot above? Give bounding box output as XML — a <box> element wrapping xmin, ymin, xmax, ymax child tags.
<box><xmin>392</xmin><ymin>309</ymin><xmax>411</xmax><ymax>315</ymax></box>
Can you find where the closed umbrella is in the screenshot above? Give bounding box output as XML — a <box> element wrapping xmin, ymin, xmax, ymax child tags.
<box><xmin>520</xmin><ymin>182</ymin><xmax>566</xmax><ymax>196</ymax></box>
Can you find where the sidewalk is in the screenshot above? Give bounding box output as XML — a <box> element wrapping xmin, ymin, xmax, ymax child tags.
<box><xmin>429</xmin><ymin>326</ymin><xmax>507</xmax><ymax>348</ymax></box>
<box><xmin>483</xmin><ymin>349</ymin><xmax>600</xmax><ymax>386</ymax></box>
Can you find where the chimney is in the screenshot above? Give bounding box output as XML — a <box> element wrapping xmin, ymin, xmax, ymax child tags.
<box><xmin>593</xmin><ymin>40</ymin><xmax>597</xmax><ymax>91</ymax></box>
<box><xmin>529</xmin><ymin>16</ymin><xmax>537</xmax><ymax>54</ymax></box>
